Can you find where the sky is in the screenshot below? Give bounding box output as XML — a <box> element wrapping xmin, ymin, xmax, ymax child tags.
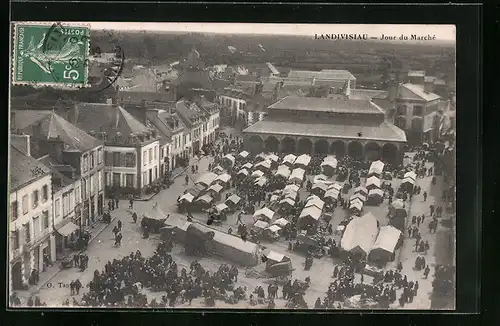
<box><xmin>85</xmin><ymin>22</ymin><xmax>456</xmax><ymax>41</ymax></box>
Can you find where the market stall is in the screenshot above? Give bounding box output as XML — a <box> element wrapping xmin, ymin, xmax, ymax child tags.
<box><xmin>368</xmin><ymin>225</ymin><xmax>402</xmax><ymax>264</ymax></box>
<box><xmin>196</xmin><ymin>172</ymin><xmax>218</xmax><ymax>188</ymax></box>
<box><xmin>368</xmin><ymin>160</ymin><xmax>385</xmax><ymax>177</ymax></box>
<box><xmin>340</xmin><ymin>212</ymin><xmax>379</xmax><ymax>260</ymax></box>
<box><xmin>321</xmin><ymin>157</ymin><xmax>338</xmax><ymax>176</ymax></box>
<box><xmin>255</xmin><ymin>160</ymin><xmax>272</xmax><ymax>172</ymax></box>
<box><xmin>251</xmin><ymin>170</ymin><xmax>265</xmax><ymax>178</ymax></box>
<box><xmin>289</xmin><ymin>168</ymin><xmax>306</xmax><ymax>184</ymax></box>
<box><xmin>253</xmin><ymin>207</ymin><xmax>275</xmax><ymax>223</ymax></box>
<box><xmin>305</xmin><ymin>195</ymin><xmax>325</xmax><ymax>210</ymax></box>
<box><xmin>294</xmin><ymin>154</ymin><xmax>311</xmax><ymax>168</ymax></box>
<box><xmin>354</xmin><ymin>186</ymin><xmax>368</xmax><ymax>197</ymax></box>
<box><xmin>282</xmin><ymin>154</ymin><xmax>297</xmax><ymax>166</ymax></box>
<box><xmin>367</xmin><ymin>188</ymin><xmax>384</xmax><ymax>205</ymax></box>
<box><xmin>311</xmin><ymin>182</ymin><xmax>329</xmax><ymax>197</ymax></box>
<box><xmin>366</xmin><ymin>176</ymin><xmax>381</xmax><ymax>190</ymax></box>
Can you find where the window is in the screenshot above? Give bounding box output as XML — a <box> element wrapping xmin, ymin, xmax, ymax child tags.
<box><xmin>105</xmin><ymin>152</ymin><xmax>112</xmax><ymax>166</ymax></box>
<box><xmin>113</xmin><ymin>152</ymin><xmax>121</xmax><ymax>167</ymax></box>
<box><xmin>42</xmin><ymin>185</ymin><xmax>49</xmax><ymax>202</ymax></box>
<box><xmin>10</xmin><ymin>201</ymin><xmax>18</xmax><ymax>221</ymax></box>
<box><xmin>125</xmin><ymin>174</ymin><xmax>134</xmax><ymax>187</ymax></box>
<box><xmin>104</xmin><ymin>172</ymin><xmax>109</xmax><ymax>186</ymax></box>
<box><xmin>82</xmin><ymin>179</ymin><xmax>87</xmax><ymax>200</ymax></box>
<box><xmin>75</xmin><ymin>186</ymin><xmax>81</xmax><ymax>203</ymax></box>
<box><xmin>55</xmin><ymin>199</ymin><xmax>61</xmax><ymax>218</ymax></box>
<box><xmin>396</xmin><ymin>105</ymin><xmax>406</xmax><ymax>116</ymax></box>
<box><xmin>83</xmin><ymin>154</ymin><xmax>89</xmax><ymax>172</ymax></box>
<box><xmin>11</xmin><ymin>230</ymin><xmax>20</xmax><ymax>250</ymax></box>
<box><xmin>154</xmin><ymin>146</ymin><xmax>157</xmax><ymax>160</ymax></box>
<box><xmin>98</xmin><ymin>171</ymin><xmax>103</xmax><ymax>191</ymax></box>
<box><xmin>24</xmin><ymin>223</ymin><xmax>31</xmax><ymax>243</ymax></box>
<box><xmin>149</xmin><ymin>148</ymin><xmax>153</xmax><ymax>163</ymax></box>
<box><xmin>125</xmin><ymin>153</ymin><xmax>135</xmax><ymax>167</ymax></box>
<box><xmin>90</xmin><ymin>151</ymin><xmax>95</xmax><ymax>169</ymax></box>
<box><xmin>33</xmin><ymin>216</ymin><xmax>40</xmax><ymax>239</ymax></box>
<box><xmin>43</xmin><ymin>211</ymin><xmax>49</xmax><ymax>228</ymax></box>
<box><xmin>32</xmin><ymin>190</ymin><xmax>39</xmax><ymax>209</ymax></box>
<box><xmin>63</xmin><ymin>194</ymin><xmax>70</xmax><ymax>217</ymax></box>
<box><xmin>143</xmin><ymin>151</ymin><xmax>147</xmax><ymax>166</ymax></box>
<box><xmin>97</xmin><ymin>148</ymin><xmax>103</xmax><ymax>164</ymax></box>
<box><xmin>142</xmin><ymin>172</ymin><xmax>147</xmax><ymax>187</ymax></box>
<box><xmin>413</xmin><ymin>105</ymin><xmax>424</xmax><ymax>116</ymax></box>
<box><xmin>89</xmin><ymin>174</ymin><xmax>94</xmax><ymax>194</ymax></box>
<box><xmin>113</xmin><ymin>173</ymin><xmax>121</xmax><ymax>187</ymax></box>
<box><xmin>160</xmin><ymin>147</ymin><xmax>164</xmax><ymax>159</ymax></box>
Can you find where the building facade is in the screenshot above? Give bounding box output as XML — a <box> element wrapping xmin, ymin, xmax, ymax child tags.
<box><xmin>243</xmin><ymin>96</ymin><xmax>407</xmax><ymax>164</ymax></box>
<box><xmin>393</xmin><ymin>83</ymin><xmax>443</xmax><ymax>144</ymax></box>
<box><xmin>9</xmin><ymin>145</ymin><xmax>54</xmax><ymax>293</ymax></box>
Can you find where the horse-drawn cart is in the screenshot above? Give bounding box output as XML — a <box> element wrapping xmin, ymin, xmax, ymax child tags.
<box><xmin>245</xmin><ymin>260</ymin><xmax>294</xmax><ymax>283</ymax></box>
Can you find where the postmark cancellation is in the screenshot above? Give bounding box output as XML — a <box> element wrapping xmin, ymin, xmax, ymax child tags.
<box><xmin>11</xmin><ymin>22</ymin><xmax>91</xmax><ymax>88</ymax></box>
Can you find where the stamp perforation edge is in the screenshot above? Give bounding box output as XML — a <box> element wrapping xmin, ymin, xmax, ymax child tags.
<box><xmin>11</xmin><ymin>21</ymin><xmax>92</xmax><ymax>89</ymax></box>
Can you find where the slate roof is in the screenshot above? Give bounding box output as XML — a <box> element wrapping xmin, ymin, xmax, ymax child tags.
<box><xmin>349</xmin><ymin>89</ymin><xmax>388</xmax><ymax>100</ymax></box>
<box><xmin>72</xmin><ymin>103</ymin><xmax>151</xmax><ymax>138</ymax></box>
<box><xmin>243</xmin><ymin>119</ymin><xmax>406</xmax><ymax>142</ymax></box>
<box><xmin>268</xmin><ymin>96</ymin><xmax>384</xmax><ymax>115</ymax></box>
<box><xmin>10</xmin><ymin>145</ymin><xmax>51</xmax><ymax>191</ymax></box>
<box><xmin>146</xmin><ymin>109</ymin><xmax>185</xmax><ymax>139</ymax></box>
<box><xmin>118</xmin><ymin>91</ymin><xmax>174</xmax><ymax>103</ymax></box>
<box><xmin>13</xmin><ymin>110</ymin><xmax>102</xmax><ymax>153</ymax></box>
<box><xmin>38</xmin><ymin>155</ymin><xmax>76</xmax><ymax>192</ymax></box>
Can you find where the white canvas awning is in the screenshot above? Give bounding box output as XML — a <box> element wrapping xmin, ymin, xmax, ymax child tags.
<box><xmin>329</xmin><ymin>182</ymin><xmax>343</xmax><ymax>192</ymax></box>
<box><xmin>196</xmin><ymin>172</ymin><xmax>218</xmax><ymax>186</ymax></box>
<box><xmin>369</xmin><ymin>160</ymin><xmax>385</xmax><ymax>175</ymax></box>
<box><xmin>227</xmin><ymin>194</ymin><xmax>241</xmax><ymax>205</ymax></box>
<box><xmin>238</xmin><ymin>169</ymin><xmax>249</xmax><ymax>176</ymax></box>
<box><xmin>255</xmin><ymin>160</ymin><xmax>272</xmax><ymax>171</ymax></box>
<box><xmin>404</xmin><ymin>171</ymin><xmax>417</xmax><ymax>181</ymax></box>
<box><xmin>267</xmin><ymin>154</ymin><xmax>279</xmax><ymax>162</ymax></box>
<box><xmin>239</xmin><ymin>150</ymin><xmax>250</xmax><ymax>158</ymax></box>
<box><xmin>294</xmin><ymin>154</ymin><xmax>311</xmax><ymax>167</ymax></box>
<box><xmin>254</xmin><ymin>176</ymin><xmax>268</xmax><ymax>187</ymax></box>
<box><xmin>242</xmin><ymin>162</ymin><xmax>253</xmax><ymax>169</ymax></box>
<box><xmin>366</xmin><ymin>176</ymin><xmax>381</xmax><ymax>188</ymax></box>
<box><xmin>253</xmin><ymin>207</ymin><xmax>275</xmax><ymax>221</ymax></box>
<box><xmin>179</xmin><ymin>193</ymin><xmax>195</xmax><ymax>203</ymax></box>
<box><xmin>279</xmin><ymin>197</ymin><xmax>295</xmax><ymax>206</ymax></box>
<box><xmin>324</xmin><ymin>189</ymin><xmax>340</xmax><ymax>199</ymax></box>
<box><xmin>313</xmin><ymin>174</ymin><xmax>329</xmax><ymax>183</ymax></box>
<box><xmin>305</xmin><ymin>196</ymin><xmax>325</xmax><ymax>210</ymax></box>
<box><xmin>196</xmin><ymin>194</ymin><xmax>213</xmax><ymax>204</ymax></box>
<box><xmin>251</xmin><ymin>170</ymin><xmax>264</xmax><ymax>178</ymax></box>
<box><xmin>208</xmin><ymin>183</ymin><xmax>224</xmax><ymax>193</ymax></box>
<box><xmin>215</xmin><ymin>203</ymin><xmax>229</xmax><ymax>212</ymax></box>
<box><xmin>266</xmin><ymin>225</ymin><xmax>282</xmax><ymax>233</ymax></box>
<box><xmin>349</xmin><ymin>199</ymin><xmax>364</xmax><ymax>211</ymax></box>
<box><xmin>321</xmin><ymin>157</ymin><xmax>338</xmax><ymax>168</ymax></box>
<box><xmin>283</xmin><ymin>184</ymin><xmax>300</xmax><ymax>193</ymax></box>
<box><xmin>56</xmin><ymin>222</ymin><xmax>79</xmax><ymax>237</ymax></box>
<box><xmin>350</xmin><ymin>193</ymin><xmax>367</xmax><ymax>203</ymax></box>
<box><xmin>300</xmin><ymin>206</ymin><xmax>322</xmax><ymax>221</ymax></box>
<box><xmin>212</xmin><ymin>165</ymin><xmax>224</xmax><ymax>173</ymax></box>
<box><xmin>354</xmin><ymin>186</ymin><xmax>368</xmax><ymax>196</ymax></box>
<box><xmin>276</xmin><ymin>165</ymin><xmax>291</xmax><ymax>178</ymax></box>
<box><xmin>273</xmin><ymin>218</ymin><xmax>290</xmax><ymax>227</ymax></box>
<box><xmin>402</xmin><ymin>177</ymin><xmax>415</xmax><ymax>185</ymax></box>
<box><xmin>391</xmin><ymin>199</ymin><xmax>405</xmax><ymax>210</ymax></box>
<box><xmin>312</xmin><ymin>182</ymin><xmax>329</xmax><ymax>192</ymax></box>
<box><xmin>282</xmin><ymin>154</ymin><xmax>297</xmax><ymax>165</ymax></box>
<box><xmin>223</xmin><ymin>154</ymin><xmax>236</xmax><ymax>164</ymax></box>
<box><xmin>289</xmin><ymin>168</ymin><xmax>305</xmax><ymax>182</ymax></box>
<box><xmin>253</xmin><ymin>220</ymin><xmax>270</xmax><ymax>229</ymax></box>
<box><xmin>215</xmin><ymin>173</ymin><xmax>231</xmax><ymax>183</ymax></box>
<box><xmin>368</xmin><ymin>188</ymin><xmax>384</xmax><ymax>198</ymax></box>
<box><xmin>264</xmin><ymin>250</ymin><xmax>285</xmax><ymax>261</ymax></box>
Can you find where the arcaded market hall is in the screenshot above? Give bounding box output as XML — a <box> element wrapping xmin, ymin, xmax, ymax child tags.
<box><xmin>242</xmin><ymin>96</ymin><xmax>407</xmax><ymax>164</ymax></box>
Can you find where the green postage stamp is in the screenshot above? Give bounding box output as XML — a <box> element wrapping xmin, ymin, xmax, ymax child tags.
<box><xmin>12</xmin><ymin>22</ymin><xmax>90</xmax><ymax>87</ymax></box>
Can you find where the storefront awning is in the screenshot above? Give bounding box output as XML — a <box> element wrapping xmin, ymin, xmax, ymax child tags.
<box><xmin>57</xmin><ymin>222</ymin><xmax>79</xmax><ymax>237</ymax></box>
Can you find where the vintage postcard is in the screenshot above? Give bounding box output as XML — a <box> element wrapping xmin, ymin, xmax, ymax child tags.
<box><xmin>8</xmin><ymin>22</ymin><xmax>456</xmax><ymax>310</ymax></box>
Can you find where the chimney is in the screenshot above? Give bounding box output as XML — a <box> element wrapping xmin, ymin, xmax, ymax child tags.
<box><xmin>68</xmin><ymin>104</ymin><xmax>79</xmax><ymax>124</ymax></box>
<box><xmin>387</xmin><ymin>80</ymin><xmax>399</xmax><ymax>102</ymax></box>
<box><xmin>424</xmin><ymin>81</ymin><xmax>434</xmax><ymax>93</ymax></box>
<box><xmin>11</xmin><ymin>134</ymin><xmax>31</xmax><ymax>156</ymax></box>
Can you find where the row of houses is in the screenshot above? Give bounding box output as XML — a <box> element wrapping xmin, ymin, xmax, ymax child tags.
<box><xmin>9</xmin><ymin>95</ymin><xmax>220</xmax><ymax>292</ymax></box>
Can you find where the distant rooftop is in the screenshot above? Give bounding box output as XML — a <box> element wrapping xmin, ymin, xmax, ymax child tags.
<box><xmin>268</xmin><ymin>96</ymin><xmax>384</xmax><ymax>115</ymax></box>
<box><xmin>10</xmin><ymin>145</ymin><xmax>51</xmax><ymax>191</ymax></box>
<box><xmin>408</xmin><ymin>70</ymin><xmax>426</xmax><ymax>77</ymax></box>
<box><xmin>288</xmin><ymin>69</ymin><xmax>356</xmax><ymax>81</ymax></box>
<box><xmin>401</xmin><ymin>83</ymin><xmax>441</xmax><ymax>102</ymax></box>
